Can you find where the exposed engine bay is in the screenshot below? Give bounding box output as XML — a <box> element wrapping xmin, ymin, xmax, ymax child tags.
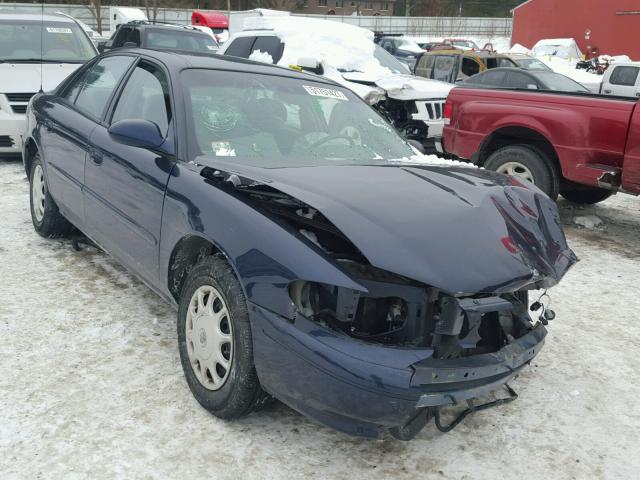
<box><xmin>215</xmin><ymin>172</ymin><xmax>545</xmax><ymax>359</ymax></box>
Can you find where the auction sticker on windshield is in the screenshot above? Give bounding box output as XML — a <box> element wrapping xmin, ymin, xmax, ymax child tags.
<box><xmin>303</xmin><ymin>85</ymin><xmax>348</xmax><ymax>101</ymax></box>
<box><xmin>46</xmin><ymin>27</ymin><xmax>73</xmax><ymax>34</ymax></box>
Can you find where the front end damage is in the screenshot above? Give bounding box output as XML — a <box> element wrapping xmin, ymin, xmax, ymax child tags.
<box><xmin>200</xmin><ymin>163</ymin><xmax>576</xmax><ymax>439</ymax></box>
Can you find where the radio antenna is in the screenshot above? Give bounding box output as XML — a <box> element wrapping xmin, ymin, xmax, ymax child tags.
<box><xmin>39</xmin><ymin>0</ymin><xmax>44</xmax><ymax>93</ymax></box>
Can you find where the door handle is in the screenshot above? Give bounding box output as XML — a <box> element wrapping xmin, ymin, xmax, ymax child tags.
<box><xmin>636</xmin><ymin>92</ymin><xmax>640</xmax><ymax>97</ymax></box>
<box><xmin>603</xmin><ymin>89</ymin><xmax>612</xmax><ymax>94</ymax></box>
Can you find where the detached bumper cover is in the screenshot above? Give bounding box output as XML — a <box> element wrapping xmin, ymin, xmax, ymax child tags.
<box><xmin>252</xmin><ymin>304</ymin><xmax>547</xmax><ymax>437</ymax></box>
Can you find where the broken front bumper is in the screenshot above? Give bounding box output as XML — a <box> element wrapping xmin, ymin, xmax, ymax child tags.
<box><xmin>251</xmin><ymin>304</ymin><xmax>547</xmax><ymax>439</ymax></box>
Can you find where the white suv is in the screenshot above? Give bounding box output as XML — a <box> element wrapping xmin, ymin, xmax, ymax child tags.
<box><xmin>0</xmin><ymin>13</ymin><xmax>97</xmax><ymax>156</ymax></box>
<box><xmin>220</xmin><ymin>17</ymin><xmax>452</xmax><ymax>152</ymax></box>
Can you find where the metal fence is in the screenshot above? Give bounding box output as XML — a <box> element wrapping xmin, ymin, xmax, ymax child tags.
<box><xmin>0</xmin><ymin>2</ymin><xmax>512</xmax><ymax>37</ymax></box>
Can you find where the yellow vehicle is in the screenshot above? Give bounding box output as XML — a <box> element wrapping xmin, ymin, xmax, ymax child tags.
<box><xmin>414</xmin><ymin>49</ymin><xmax>517</xmax><ymax>84</ymax></box>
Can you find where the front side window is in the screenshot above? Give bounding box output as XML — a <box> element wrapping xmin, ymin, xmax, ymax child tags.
<box><xmin>70</xmin><ymin>56</ymin><xmax>135</xmax><ymax>119</ymax></box>
<box><xmin>609</xmin><ymin>66</ymin><xmax>640</xmax><ymax>87</ymax></box>
<box><xmin>473</xmin><ymin>69</ymin><xmax>506</xmax><ymax>86</ymax></box>
<box><xmin>0</xmin><ymin>19</ymin><xmax>95</xmax><ymax>63</ymax></box>
<box><xmin>461</xmin><ymin>57</ymin><xmax>480</xmax><ymax>77</ymax></box>
<box><xmin>182</xmin><ymin>69</ymin><xmax>414</xmax><ymax>167</ymax></box>
<box><xmin>250</xmin><ymin>36</ymin><xmax>284</xmax><ymax>63</ymax></box>
<box><xmin>112</xmin><ymin>61</ymin><xmax>172</xmax><ymax>137</ymax></box>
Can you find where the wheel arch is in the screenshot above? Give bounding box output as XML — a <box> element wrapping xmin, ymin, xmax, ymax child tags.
<box><xmin>477</xmin><ymin>125</ymin><xmax>562</xmax><ymax>178</ymax></box>
<box><xmin>167</xmin><ymin>234</ymin><xmax>230</xmax><ymax>302</ymax></box>
<box><xmin>23</xmin><ymin>137</ymin><xmax>40</xmax><ymax>176</ymax></box>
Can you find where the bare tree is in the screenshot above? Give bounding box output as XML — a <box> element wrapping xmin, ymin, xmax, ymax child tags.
<box><xmin>144</xmin><ymin>0</ymin><xmax>160</xmax><ymax>22</ymax></box>
<box><xmin>83</xmin><ymin>0</ymin><xmax>104</xmax><ymax>34</ymax></box>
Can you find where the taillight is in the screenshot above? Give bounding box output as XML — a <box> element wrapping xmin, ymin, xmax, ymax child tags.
<box><xmin>443</xmin><ymin>99</ymin><xmax>453</xmax><ymax>125</ymax></box>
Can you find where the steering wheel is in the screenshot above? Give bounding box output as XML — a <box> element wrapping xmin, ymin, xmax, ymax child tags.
<box><xmin>308</xmin><ymin>134</ymin><xmax>355</xmax><ymax>150</ymax></box>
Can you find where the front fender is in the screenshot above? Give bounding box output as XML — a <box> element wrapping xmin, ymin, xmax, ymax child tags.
<box><xmin>159</xmin><ymin>163</ymin><xmax>365</xmax><ymax>317</ymax></box>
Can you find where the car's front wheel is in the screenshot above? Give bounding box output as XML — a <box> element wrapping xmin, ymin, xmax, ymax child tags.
<box><xmin>29</xmin><ymin>153</ymin><xmax>74</xmax><ymax>238</ymax></box>
<box><xmin>177</xmin><ymin>255</ymin><xmax>268</xmax><ymax>419</ymax></box>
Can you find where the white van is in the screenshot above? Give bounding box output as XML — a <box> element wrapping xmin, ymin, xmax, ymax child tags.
<box><xmin>0</xmin><ymin>13</ymin><xmax>97</xmax><ymax>156</ymax></box>
<box><xmin>600</xmin><ymin>62</ymin><xmax>640</xmax><ymax>98</ymax></box>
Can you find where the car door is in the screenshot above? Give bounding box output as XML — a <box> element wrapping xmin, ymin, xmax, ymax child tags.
<box><xmin>603</xmin><ymin>65</ymin><xmax>640</xmax><ymax>97</ymax></box>
<box><xmin>38</xmin><ymin>55</ymin><xmax>135</xmax><ymax>226</ymax></box>
<box><xmin>84</xmin><ymin>58</ymin><xmax>176</xmax><ymax>283</ymax></box>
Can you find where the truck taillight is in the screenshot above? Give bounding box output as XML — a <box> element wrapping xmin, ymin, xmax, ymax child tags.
<box><xmin>443</xmin><ymin>99</ymin><xmax>452</xmax><ymax>125</ymax></box>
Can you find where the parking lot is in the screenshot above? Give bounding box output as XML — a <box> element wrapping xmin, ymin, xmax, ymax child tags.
<box><xmin>1</xmin><ymin>158</ymin><xmax>639</xmax><ymax>479</ymax></box>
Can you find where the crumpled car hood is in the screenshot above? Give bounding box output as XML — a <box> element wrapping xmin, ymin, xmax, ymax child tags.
<box><xmin>341</xmin><ymin>72</ymin><xmax>453</xmax><ymax>101</ymax></box>
<box><xmin>201</xmin><ymin>161</ymin><xmax>577</xmax><ymax>295</ymax></box>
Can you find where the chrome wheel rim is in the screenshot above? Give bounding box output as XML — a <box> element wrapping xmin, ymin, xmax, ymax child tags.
<box><xmin>186</xmin><ymin>285</ymin><xmax>233</xmax><ymax>391</ymax></box>
<box><xmin>497</xmin><ymin>162</ymin><xmax>535</xmax><ymax>184</ymax></box>
<box><xmin>32</xmin><ymin>164</ymin><xmax>46</xmax><ymax>222</ymax></box>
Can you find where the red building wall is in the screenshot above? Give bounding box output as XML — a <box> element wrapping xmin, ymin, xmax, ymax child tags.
<box><xmin>512</xmin><ymin>0</ymin><xmax>640</xmax><ymax>60</ymax></box>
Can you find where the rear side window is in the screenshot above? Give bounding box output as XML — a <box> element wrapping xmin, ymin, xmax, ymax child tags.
<box><xmin>224</xmin><ymin>36</ymin><xmax>256</xmax><ymax>58</ymax></box>
<box><xmin>415</xmin><ymin>54</ymin><xmax>434</xmax><ymax>78</ymax></box>
<box><xmin>251</xmin><ymin>36</ymin><xmax>284</xmax><ymax>63</ymax></box>
<box><xmin>432</xmin><ymin>55</ymin><xmax>456</xmax><ymax>82</ymax></box>
<box><xmin>609</xmin><ymin>66</ymin><xmax>640</xmax><ymax>86</ymax></box>
<box><xmin>71</xmin><ymin>56</ymin><xmax>135</xmax><ymax>120</ymax></box>
<box><xmin>506</xmin><ymin>71</ymin><xmax>536</xmax><ymax>89</ymax></box>
<box><xmin>476</xmin><ymin>69</ymin><xmax>507</xmax><ymax>86</ymax></box>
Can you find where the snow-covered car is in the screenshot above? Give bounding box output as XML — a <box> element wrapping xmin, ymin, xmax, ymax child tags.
<box><xmin>0</xmin><ymin>12</ymin><xmax>97</xmax><ymax>156</ymax></box>
<box><xmin>220</xmin><ymin>17</ymin><xmax>453</xmax><ymax>151</ymax></box>
<box><xmin>377</xmin><ymin>36</ymin><xmax>425</xmax><ymax>70</ymax></box>
<box><xmin>24</xmin><ymin>49</ymin><xmax>576</xmax><ymax>440</ymax></box>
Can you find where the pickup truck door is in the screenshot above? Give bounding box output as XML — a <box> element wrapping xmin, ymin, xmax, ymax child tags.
<box><xmin>603</xmin><ymin>65</ymin><xmax>640</xmax><ymax>97</ymax></box>
<box><xmin>38</xmin><ymin>56</ymin><xmax>134</xmax><ymax>226</ymax></box>
<box><xmin>83</xmin><ymin>59</ymin><xmax>175</xmax><ymax>284</ymax></box>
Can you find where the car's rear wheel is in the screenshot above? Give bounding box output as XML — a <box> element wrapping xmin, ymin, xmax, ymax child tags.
<box><xmin>484</xmin><ymin>145</ymin><xmax>559</xmax><ymax>200</ymax></box>
<box><xmin>29</xmin><ymin>153</ymin><xmax>74</xmax><ymax>238</ymax></box>
<box><xmin>177</xmin><ymin>255</ymin><xmax>269</xmax><ymax>419</ymax></box>
<box><xmin>560</xmin><ymin>183</ymin><xmax>613</xmax><ymax>204</ymax></box>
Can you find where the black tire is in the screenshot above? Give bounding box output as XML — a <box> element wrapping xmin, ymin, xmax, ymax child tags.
<box><xmin>561</xmin><ymin>184</ymin><xmax>613</xmax><ymax>204</ymax></box>
<box><xmin>29</xmin><ymin>153</ymin><xmax>74</xmax><ymax>238</ymax></box>
<box><xmin>177</xmin><ymin>255</ymin><xmax>269</xmax><ymax>419</ymax></box>
<box><xmin>484</xmin><ymin>145</ymin><xmax>559</xmax><ymax>200</ymax></box>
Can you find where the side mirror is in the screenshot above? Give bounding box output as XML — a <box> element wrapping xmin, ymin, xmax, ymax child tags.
<box><xmin>97</xmin><ymin>41</ymin><xmax>107</xmax><ymax>53</ymax></box>
<box><xmin>108</xmin><ymin>119</ymin><xmax>171</xmax><ymax>154</ymax></box>
<box><xmin>296</xmin><ymin>57</ymin><xmax>323</xmax><ymax>75</ymax></box>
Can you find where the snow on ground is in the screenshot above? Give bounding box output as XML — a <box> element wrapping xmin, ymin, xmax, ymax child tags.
<box><xmin>1</xmin><ymin>158</ymin><xmax>639</xmax><ymax>479</ymax></box>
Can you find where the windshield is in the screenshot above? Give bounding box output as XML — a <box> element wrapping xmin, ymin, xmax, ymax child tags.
<box><xmin>183</xmin><ymin>69</ymin><xmax>414</xmax><ymax>168</ymax></box>
<box><xmin>536</xmin><ymin>72</ymin><xmax>590</xmax><ymax>92</ymax></box>
<box><xmin>515</xmin><ymin>58</ymin><xmax>551</xmax><ymax>70</ymax></box>
<box><xmin>145</xmin><ymin>29</ymin><xmax>218</xmax><ymax>53</ymax></box>
<box><xmin>0</xmin><ymin>19</ymin><xmax>95</xmax><ymax>63</ymax></box>
<box><xmin>373</xmin><ymin>45</ymin><xmax>410</xmax><ymax>74</ymax></box>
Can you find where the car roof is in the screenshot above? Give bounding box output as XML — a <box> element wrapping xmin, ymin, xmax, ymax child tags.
<box><xmin>0</xmin><ymin>12</ymin><xmax>77</xmax><ymax>23</ymax></box>
<box><xmin>124</xmin><ymin>21</ymin><xmax>205</xmax><ymax>32</ymax></box>
<box><xmin>108</xmin><ymin>48</ymin><xmax>340</xmax><ymax>85</ymax></box>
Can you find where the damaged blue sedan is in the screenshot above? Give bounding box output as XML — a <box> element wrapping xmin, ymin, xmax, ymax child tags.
<box><xmin>24</xmin><ymin>49</ymin><xmax>576</xmax><ymax>440</ymax></box>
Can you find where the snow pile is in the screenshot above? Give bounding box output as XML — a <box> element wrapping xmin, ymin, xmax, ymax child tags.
<box><xmin>537</xmin><ymin>56</ymin><xmax>603</xmax><ymax>93</ymax></box>
<box><xmin>532</xmin><ymin>38</ymin><xmax>583</xmax><ymax>60</ymax></box>
<box><xmin>573</xmin><ymin>215</ymin><xmax>604</xmax><ymax>229</ymax></box>
<box><xmin>509</xmin><ymin>43</ymin><xmax>532</xmax><ymax>55</ymax></box>
<box><xmin>246</xmin><ymin>16</ymin><xmax>387</xmax><ymax>77</ymax></box>
<box><xmin>248</xmin><ymin>49</ymin><xmax>274</xmax><ymax>64</ymax></box>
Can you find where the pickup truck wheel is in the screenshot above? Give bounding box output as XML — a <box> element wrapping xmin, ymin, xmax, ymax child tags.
<box><xmin>29</xmin><ymin>153</ymin><xmax>74</xmax><ymax>238</ymax></box>
<box><xmin>561</xmin><ymin>185</ymin><xmax>613</xmax><ymax>204</ymax></box>
<box><xmin>177</xmin><ymin>255</ymin><xmax>269</xmax><ymax>419</ymax></box>
<box><xmin>484</xmin><ymin>145</ymin><xmax>559</xmax><ymax>200</ymax></box>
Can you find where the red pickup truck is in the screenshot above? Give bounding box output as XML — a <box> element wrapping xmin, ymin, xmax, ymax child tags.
<box><xmin>441</xmin><ymin>87</ymin><xmax>640</xmax><ymax>203</ymax></box>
